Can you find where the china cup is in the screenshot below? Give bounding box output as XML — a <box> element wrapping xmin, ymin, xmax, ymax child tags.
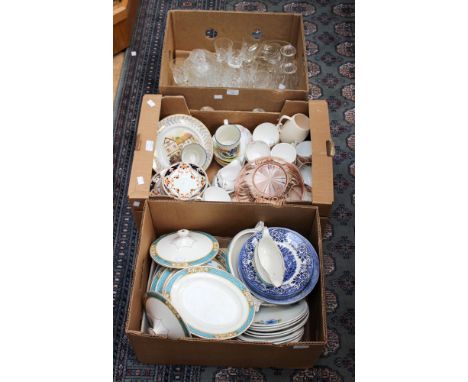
<box><xmin>278</xmin><ymin>113</ymin><xmax>309</xmax><ymax>144</ymax></box>
<box><xmin>181</xmin><ymin>143</ymin><xmax>207</xmax><ymax>168</ymax></box>
<box><xmin>295</xmin><ymin>140</ymin><xmax>312</xmax><ymax>165</ymax></box>
<box><xmin>252</xmin><ymin>122</ymin><xmax>280</xmax><ymax>148</ymax></box>
<box><xmin>203</xmin><ymin>186</ymin><xmax>231</xmax><ymax>202</ymax></box>
<box><xmin>246</xmin><ymin>141</ymin><xmax>270</xmax><ymax>163</ymax></box>
<box><xmin>271</xmin><ymin>143</ymin><xmax>296</xmax><ymax>164</ymax></box>
<box><xmin>213</xmin><ymin>120</ymin><xmax>241</xmax><ymax>166</ymax></box>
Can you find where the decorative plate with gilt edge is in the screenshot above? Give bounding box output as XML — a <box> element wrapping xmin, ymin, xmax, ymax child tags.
<box><xmin>150</xmin><ymin>229</ymin><xmax>219</xmax><ymax>269</ymax></box>
<box><xmin>154</xmin><ymin>114</ymin><xmax>213</xmax><ymax>172</ymax></box>
<box><xmin>165</xmin><ymin>266</ymin><xmax>255</xmax><ymax>339</ymax></box>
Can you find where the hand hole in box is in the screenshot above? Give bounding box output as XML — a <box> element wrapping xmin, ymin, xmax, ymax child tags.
<box><xmin>205</xmin><ymin>28</ymin><xmax>218</xmax><ymax>39</ymax></box>
<box><xmin>252</xmin><ymin>28</ymin><xmax>262</xmax><ymax>40</ymax></box>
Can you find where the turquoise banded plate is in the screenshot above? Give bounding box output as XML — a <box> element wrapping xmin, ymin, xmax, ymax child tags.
<box><xmin>145</xmin><ymin>291</ymin><xmax>191</xmax><ymax>339</ymax></box>
<box><xmin>150</xmin><ymin>229</ymin><xmax>219</xmax><ymax>269</ymax></box>
<box><xmin>166</xmin><ymin>266</ymin><xmax>255</xmax><ymax>339</ymax></box>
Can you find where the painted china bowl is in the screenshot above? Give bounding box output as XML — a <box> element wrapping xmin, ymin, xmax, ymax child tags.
<box><xmin>161</xmin><ymin>162</ymin><xmax>208</xmax><ymax>200</ymax></box>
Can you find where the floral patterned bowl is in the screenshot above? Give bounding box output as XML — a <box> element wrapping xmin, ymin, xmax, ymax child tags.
<box><xmin>161</xmin><ymin>162</ymin><xmax>208</xmax><ymax>200</ymax></box>
<box><xmin>238</xmin><ymin>227</ymin><xmax>319</xmax><ymax>305</ymax></box>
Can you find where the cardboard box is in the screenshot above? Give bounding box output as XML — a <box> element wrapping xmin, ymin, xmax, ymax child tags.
<box><xmin>126</xmin><ymin>199</ymin><xmax>327</xmax><ymax>368</ymax></box>
<box><xmin>159</xmin><ymin>10</ymin><xmax>309</xmax><ymax>111</ymax></box>
<box><xmin>128</xmin><ymin>95</ymin><xmax>334</xmax><ymax>224</ymax></box>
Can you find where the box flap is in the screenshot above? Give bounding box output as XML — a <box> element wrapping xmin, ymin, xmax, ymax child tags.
<box><xmin>128</xmin><ymin>95</ymin><xmax>162</xmax><ymax>200</ymax></box>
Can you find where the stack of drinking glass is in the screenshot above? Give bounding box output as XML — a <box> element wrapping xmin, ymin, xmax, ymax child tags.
<box><xmin>170</xmin><ymin>38</ymin><xmax>300</xmax><ymax>90</ymax></box>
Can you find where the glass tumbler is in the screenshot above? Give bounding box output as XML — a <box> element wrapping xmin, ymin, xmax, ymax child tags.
<box><xmin>280</xmin><ymin>44</ymin><xmax>297</xmax><ymax>63</ymax></box>
<box><xmin>227</xmin><ymin>41</ymin><xmax>248</xmax><ymax>69</ymax></box>
<box><xmin>214</xmin><ymin>37</ymin><xmax>233</xmax><ymax>63</ymax></box>
<box><xmin>277</xmin><ymin>62</ymin><xmax>298</xmax><ymax>90</ymax></box>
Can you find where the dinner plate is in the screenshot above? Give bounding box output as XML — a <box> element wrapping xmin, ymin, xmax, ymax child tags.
<box><xmin>238</xmin><ymin>327</ymin><xmax>304</xmax><ymax>344</ymax></box>
<box><xmin>166</xmin><ymin>266</ymin><xmax>255</xmax><ymax>339</ymax></box>
<box><xmin>250</xmin><ymin>310</ymin><xmax>308</xmax><ymax>332</ymax></box>
<box><xmin>150</xmin><ymin>229</ymin><xmax>219</xmax><ymax>269</ymax></box>
<box><xmin>145</xmin><ymin>291</ymin><xmax>191</xmax><ymax>339</ymax></box>
<box><xmin>250</xmin><ymin>299</ymin><xmax>308</xmax><ymax>327</ymax></box>
<box><xmin>245</xmin><ymin>313</ymin><xmax>309</xmax><ymax>337</ymax></box>
<box><xmin>238</xmin><ymin>227</ymin><xmax>319</xmax><ymax>305</ymax></box>
<box><xmin>149</xmin><ymin>266</ymin><xmax>165</xmax><ymax>292</ymax></box>
<box><xmin>154</xmin><ymin>114</ymin><xmax>213</xmax><ymax>171</ymax></box>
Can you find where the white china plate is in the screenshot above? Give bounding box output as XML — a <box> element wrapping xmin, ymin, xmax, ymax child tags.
<box><xmin>246</xmin><ymin>313</ymin><xmax>309</xmax><ymax>337</ymax></box>
<box><xmin>250</xmin><ymin>299</ymin><xmax>309</xmax><ymax>327</ymax></box>
<box><xmin>145</xmin><ymin>291</ymin><xmax>191</xmax><ymax>339</ymax></box>
<box><xmin>154</xmin><ymin>114</ymin><xmax>213</xmax><ymax>171</ymax></box>
<box><xmin>238</xmin><ymin>327</ymin><xmax>304</xmax><ymax>344</ymax></box>
<box><xmin>150</xmin><ymin>229</ymin><xmax>219</xmax><ymax>269</ymax></box>
<box><xmin>166</xmin><ymin>267</ymin><xmax>255</xmax><ymax>339</ymax></box>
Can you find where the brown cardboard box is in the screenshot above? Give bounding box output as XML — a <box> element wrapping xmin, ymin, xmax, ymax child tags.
<box><xmin>127</xmin><ymin>95</ymin><xmax>334</xmax><ymax>224</ymax></box>
<box><xmin>159</xmin><ymin>10</ymin><xmax>309</xmax><ymax>111</ymax></box>
<box><xmin>126</xmin><ymin>199</ymin><xmax>327</xmax><ymax>367</ymax></box>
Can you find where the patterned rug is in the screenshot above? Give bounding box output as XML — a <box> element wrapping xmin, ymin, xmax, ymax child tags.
<box><xmin>113</xmin><ymin>1</ymin><xmax>354</xmax><ymax>380</ymax></box>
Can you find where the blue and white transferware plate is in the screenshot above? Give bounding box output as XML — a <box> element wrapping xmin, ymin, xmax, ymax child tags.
<box><xmin>238</xmin><ymin>227</ymin><xmax>319</xmax><ymax>305</ymax></box>
<box><xmin>166</xmin><ymin>266</ymin><xmax>255</xmax><ymax>339</ymax></box>
<box><xmin>150</xmin><ymin>229</ymin><xmax>219</xmax><ymax>269</ymax></box>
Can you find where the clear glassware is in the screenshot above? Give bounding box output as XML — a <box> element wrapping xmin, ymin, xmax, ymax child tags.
<box><xmin>227</xmin><ymin>41</ymin><xmax>248</xmax><ymax>69</ymax></box>
<box><xmin>257</xmin><ymin>41</ymin><xmax>282</xmax><ymax>66</ymax></box>
<box><xmin>254</xmin><ymin>69</ymin><xmax>274</xmax><ymax>89</ymax></box>
<box><xmin>277</xmin><ymin>62</ymin><xmax>298</xmax><ymax>90</ymax></box>
<box><xmin>170</xmin><ymin>61</ymin><xmax>187</xmax><ymax>85</ymax></box>
<box><xmin>214</xmin><ymin>37</ymin><xmax>233</xmax><ymax>63</ymax></box>
<box><xmin>183</xmin><ymin>49</ymin><xmax>217</xmax><ymax>86</ymax></box>
<box><xmin>280</xmin><ymin>44</ymin><xmax>296</xmax><ymax>63</ymax></box>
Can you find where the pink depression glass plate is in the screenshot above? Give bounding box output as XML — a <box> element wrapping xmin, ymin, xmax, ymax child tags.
<box><xmin>234</xmin><ymin>157</ymin><xmax>304</xmax><ymax>205</ymax></box>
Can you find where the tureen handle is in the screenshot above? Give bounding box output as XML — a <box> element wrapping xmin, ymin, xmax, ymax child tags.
<box><xmin>148</xmin><ymin>318</ymin><xmax>169</xmax><ymax>337</ymax></box>
<box><xmin>172</xmin><ymin>229</ymin><xmax>195</xmax><ymax>249</ymax></box>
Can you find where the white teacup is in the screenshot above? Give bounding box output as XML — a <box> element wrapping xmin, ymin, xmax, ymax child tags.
<box><xmin>216</xmin><ymin>158</ymin><xmax>242</xmax><ymax>192</ymax></box>
<box><xmin>203</xmin><ymin>186</ymin><xmax>231</xmax><ymax>202</ymax></box>
<box><xmin>246</xmin><ymin>141</ymin><xmax>270</xmax><ymax>163</ymax></box>
<box><xmin>252</xmin><ymin>122</ymin><xmax>280</xmax><ymax>148</ymax></box>
<box><xmin>271</xmin><ymin>143</ymin><xmax>296</xmax><ymax>164</ymax></box>
<box><xmin>299</xmin><ymin>164</ymin><xmax>312</xmax><ymax>192</ymax></box>
<box><xmin>181</xmin><ymin>143</ymin><xmax>207</xmax><ymax>168</ymax></box>
<box><xmin>295</xmin><ymin>140</ymin><xmax>312</xmax><ymax>165</ymax></box>
<box><xmin>278</xmin><ymin>113</ymin><xmax>310</xmax><ymax>144</ymax></box>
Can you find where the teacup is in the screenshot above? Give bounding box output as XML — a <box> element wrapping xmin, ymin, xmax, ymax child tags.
<box><xmin>295</xmin><ymin>140</ymin><xmax>312</xmax><ymax>165</ymax></box>
<box><xmin>181</xmin><ymin>143</ymin><xmax>207</xmax><ymax>168</ymax></box>
<box><xmin>246</xmin><ymin>141</ymin><xmax>270</xmax><ymax>163</ymax></box>
<box><xmin>299</xmin><ymin>164</ymin><xmax>312</xmax><ymax>192</ymax></box>
<box><xmin>278</xmin><ymin>113</ymin><xmax>310</xmax><ymax>144</ymax></box>
<box><xmin>203</xmin><ymin>186</ymin><xmax>231</xmax><ymax>202</ymax></box>
<box><xmin>271</xmin><ymin>143</ymin><xmax>296</xmax><ymax>164</ymax></box>
<box><xmin>252</xmin><ymin>122</ymin><xmax>280</xmax><ymax>148</ymax></box>
<box><xmin>216</xmin><ymin>158</ymin><xmax>242</xmax><ymax>192</ymax></box>
<box><xmin>213</xmin><ymin>120</ymin><xmax>241</xmax><ymax>166</ymax></box>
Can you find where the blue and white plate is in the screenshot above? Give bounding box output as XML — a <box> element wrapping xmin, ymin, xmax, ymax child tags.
<box><xmin>238</xmin><ymin>227</ymin><xmax>319</xmax><ymax>305</ymax></box>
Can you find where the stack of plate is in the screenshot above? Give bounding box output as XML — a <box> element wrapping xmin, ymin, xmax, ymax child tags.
<box><xmin>238</xmin><ymin>300</ymin><xmax>309</xmax><ymax>344</ymax></box>
<box><xmin>237</xmin><ymin>227</ymin><xmax>320</xmax><ymax>305</ymax></box>
<box><xmin>148</xmin><ymin>253</ymin><xmax>227</xmax><ymax>296</ymax></box>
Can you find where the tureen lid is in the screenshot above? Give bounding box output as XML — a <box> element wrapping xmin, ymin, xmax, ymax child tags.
<box><xmin>150</xmin><ymin>229</ymin><xmax>219</xmax><ymax>269</ymax></box>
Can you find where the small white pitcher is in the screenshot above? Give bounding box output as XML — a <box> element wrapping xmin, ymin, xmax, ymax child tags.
<box><xmin>277</xmin><ymin>113</ymin><xmax>310</xmax><ymax>144</ymax></box>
